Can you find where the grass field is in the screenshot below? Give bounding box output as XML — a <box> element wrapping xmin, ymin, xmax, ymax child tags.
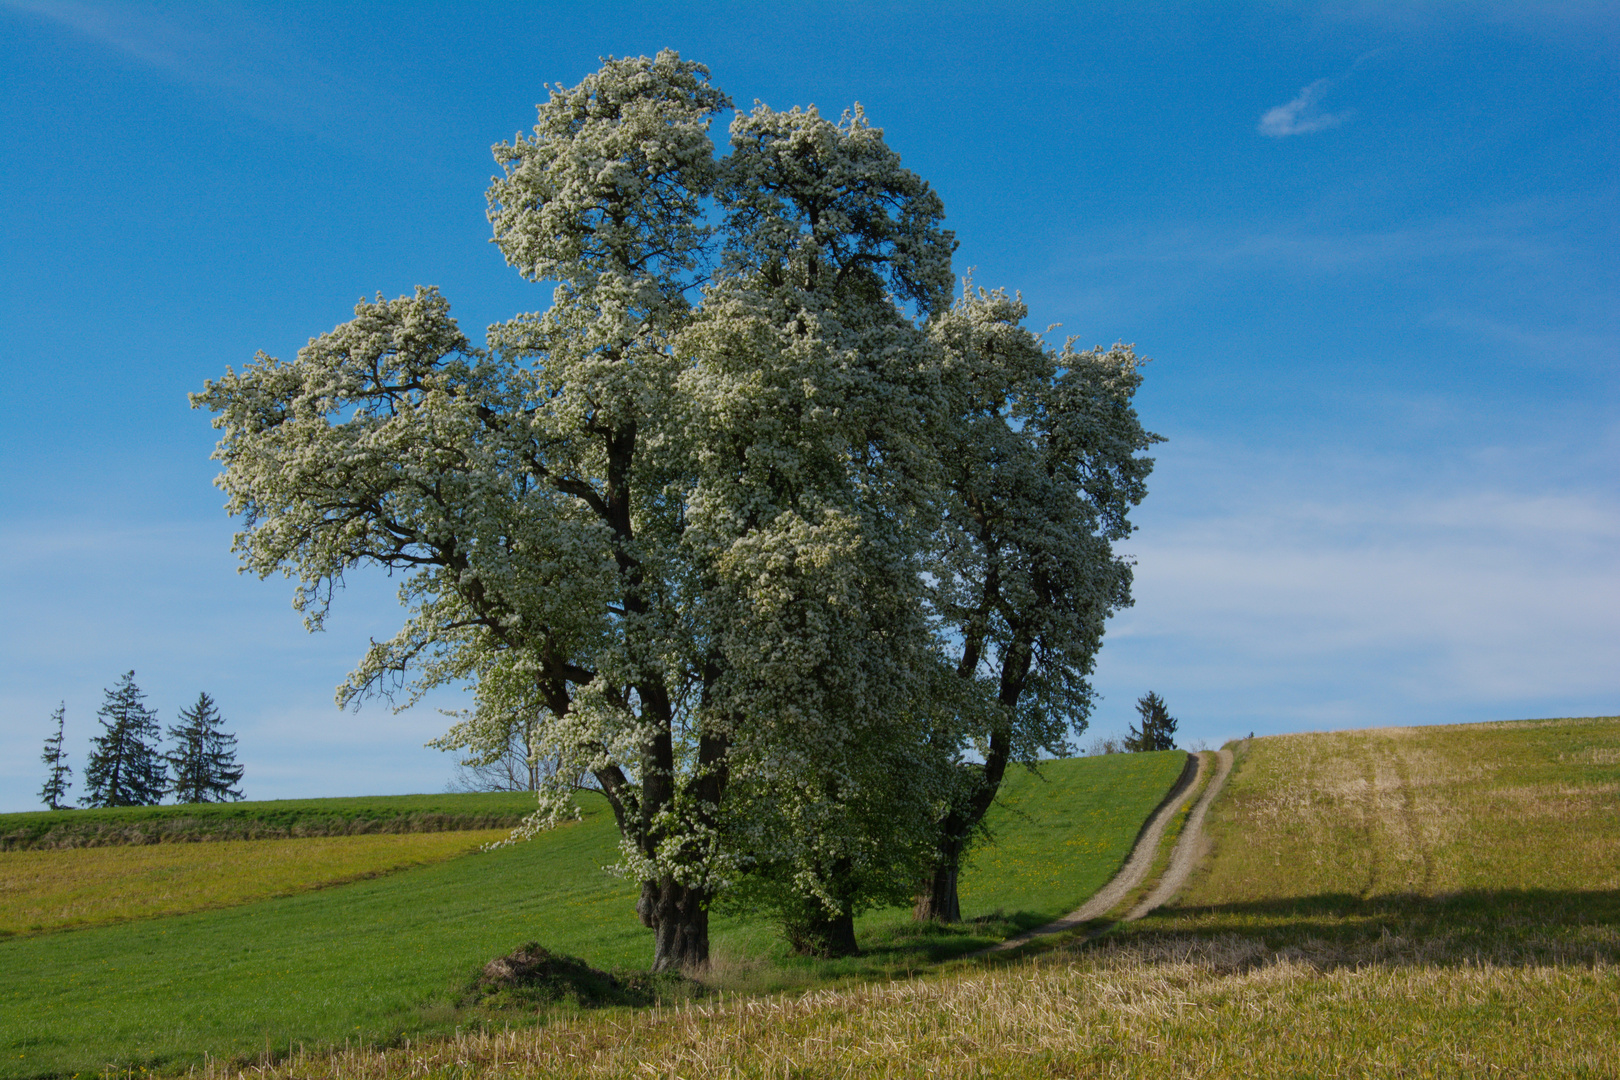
<box><xmin>195</xmin><ymin>937</ymin><xmax>1619</xmax><ymax>1078</ymax></box>
<box><xmin>0</xmin><ymin>791</ymin><xmax>537</xmax><ymax>850</ymax></box>
<box><xmin>0</xmin><ymin>830</ymin><xmax>509</xmax><ymax>935</ymax></box>
<box><xmin>182</xmin><ymin>717</ymin><xmax>1618</xmax><ymax>1079</ymax></box>
<box><xmin>0</xmin><ymin>751</ymin><xmax>1187</xmax><ymax>1078</ymax></box>
<box><xmin>960</xmin><ymin>750</ymin><xmax>1188</xmax><ymax>923</ymax></box>
<box><xmin>704</xmin><ymin>751</ymin><xmax>1191</xmax><ymax>986</ymax></box>
<box><xmin>1152</xmin><ymin>715</ymin><xmax>1620</xmax><ymax>952</ymax></box>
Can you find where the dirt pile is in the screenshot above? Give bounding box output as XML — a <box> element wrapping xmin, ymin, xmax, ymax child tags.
<box><xmin>472</xmin><ymin>943</ymin><xmax>681</xmax><ymax>1009</ymax></box>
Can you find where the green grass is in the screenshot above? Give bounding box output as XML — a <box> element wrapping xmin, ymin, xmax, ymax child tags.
<box><xmin>0</xmin><ymin>752</ymin><xmax>1187</xmax><ymax>1078</ymax></box>
<box><xmin>175</xmin><ymin>718</ymin><xmax>1620</xmax><ymax>1079</ymax></box>
<box><xmin>701</xmin><ymin>751</ymin><xmax>1189</xmax><ymax>987</ymax></box>
<box><xmin>961</xmin><ymin>751</ymin><xmax>1189</xmax><ymax>921</ymax></box>
<box><xmin>0</xmin><ymin>831</ymin><xmax>511</xmax><ymax>935</ymax></box>
<box><xmin>1</xmin><ymin>792</ymin><xmax>539</xmax><ymax>850</ymax></box>
<box><xmin>0</xmin><ymin>800</ymin><xmax>638</xmax><ymax>1080</ymax></box>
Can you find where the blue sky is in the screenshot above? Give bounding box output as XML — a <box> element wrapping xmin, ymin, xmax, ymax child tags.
<box><xmin>2</xmin><ymin>1</ymin><xmax>1615</xmax><ymax>810</ymax></box>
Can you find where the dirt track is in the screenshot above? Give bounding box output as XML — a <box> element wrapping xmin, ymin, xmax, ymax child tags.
<box><xmin>976</xmin><ymin>747</ymin><xmax>1234</xmax><ymax>956</ymax></box>
<box><xmin>1124</xmin><ymin>748</ymin><xmax>1233</xmax><ymax>920</ymax></box>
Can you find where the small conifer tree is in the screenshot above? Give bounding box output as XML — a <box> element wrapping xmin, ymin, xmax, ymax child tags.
<box><xmin>1124</xmin><ymin>691</ymin><xmax>1178</xmax><ymax>752</ymax></box>
<box><xmin>166</xmin><ymin>692</ymin><xmax>245</xmax><ymax>803</ymax></box>
<box><xmin>39</xmin><ymin>703</ymin><xmax>73</xmax><ymax>809</ymax></box>
<box><xmin>81</xmin><ymin>672</ymin><xmax>168</xmax><ymax>807</ymax></box>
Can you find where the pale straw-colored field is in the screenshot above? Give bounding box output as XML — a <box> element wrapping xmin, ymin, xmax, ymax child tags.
<box><xmin>1181</xmin><ymin>715</ymin><xmax>1620</xmax><ymax>905</ymax></box>
<box><xmin>191</xmin><ymin>932</ymin><xmax>1617</xmax><ymax>1078</ymax></box>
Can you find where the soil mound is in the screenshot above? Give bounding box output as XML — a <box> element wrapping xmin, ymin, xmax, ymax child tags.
<box><xmin>472</xmin><ymin>942</ymin><xmax>679</xmax><ymax>1009</ymax></box>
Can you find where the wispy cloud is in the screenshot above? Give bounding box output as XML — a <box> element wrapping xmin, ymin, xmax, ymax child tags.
<box><xmin>1092</xmin><ymin>439</ymin><xmax>1620</xmax><ymax>742</ymax></box>
<box><xmin>1259</xmin><ymin>78</ymin><xmax>1353</xmax><ymax>137</ymax></box>
<box><xmin>1038</xmin><ymin>197</ymin><xmax>1612</xmax><ymax>340</ymax></box>
<box><xmin>4</xmin><ymin>1</ymin><xmax>250</xmax><ymax>89</ymax></box>
<box><xmin>1424</xmin><ymin>309</ymin><xmax>1620</xmax><ymax>370</ymax></box>
<box><xmin>1</xmin><ymin>0</ymin><xmax>374</xmax><ymax>141</ymax></box>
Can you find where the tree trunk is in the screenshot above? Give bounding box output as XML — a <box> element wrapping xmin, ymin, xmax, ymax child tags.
<box><xmin>916</xmin><ymin>635</ymin><xmax>1031</xmax><ymax>923</ymax></box>
<box><xmin>914</xmin><ymin>738</ymin><xmax>1006</xmax><ymax>924</ymax></box>
<box><xmin>786</xmin><ymin>905</ymin><xmax>859</xmax><ymax>958</ymax></box>
<box><xmin>913</xmin><ymin>855</ymin><xmax>962</xmax><ymax>923</ymax></box>
<box><xmin>638</xmin><ymin>876</ymin><xmax>711</xmax><ymax>972</ymax></box>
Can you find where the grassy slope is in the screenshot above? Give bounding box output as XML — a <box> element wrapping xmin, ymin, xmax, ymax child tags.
<box><xmin>961</xmin><ymin>750</ymin><xmax>1188</xmax><ymax>921</ymax></box>
<box><xmin>2</xmin><ymin>800</ymin><xmax>638</xmax><ymax>1079</ymax></box>
<box><xmin>1155</xmin><ymin>715</ymin><xmax>1620</xmax><ymax>947</ymax></box>
<box><xmin>1</xmin><ymin>792</ymin><xmax>538</xmax><ymax>850</ymax></box>
<box><xmin>0</xmin><ymin>751</ymin><xmax>1186</xmax><ymax>1078</ymax></box>
<box><xmin>0</xmin><ymin>830</ymin><xmax>511</xmax><ymax>935</ymax></box>
<box><xmin>703</xmin><ymin>751</ymin><xmax>1187</xmax><ymax>986</ymax></box>
<box><xmin>177</xmin><ymin>716</ymin><xmax>1619</xmax><ymax>1079</ymax></box>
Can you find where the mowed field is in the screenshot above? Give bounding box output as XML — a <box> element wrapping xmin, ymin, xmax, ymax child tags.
<box><xmin>0</xmin><ymin>751</ymin><xmax>1188</xmax><ymax>1078</ymax></box>
<box><xmin>0</xmin><ymin>831</ymin><xmax>510</xmax><ymax>934</ymax></box>
<box><xmin>182</xmin><ymin>716</ymin><xmax>1620</xmax><ymax>1079</ymax></box>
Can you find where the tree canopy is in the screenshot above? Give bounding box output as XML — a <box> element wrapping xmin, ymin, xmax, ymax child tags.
<box><xmin>194</xmin><ymin>51</ymin><xmax>1156</xmax><ymax>970</ymax></box>
<box><xmin>166</xmin><ymin>692</ymin><xmax>245</xmax><ymax>803</ymax></box>
<box><xmin>82</xmin><ymin>672</ymin><xmax>167</xmax><ymax>808</ymax></box>
<box><xmin>1125</xmin><ymin>691</ymin><xmax>1178</xmax><ymax>753</ymax></box>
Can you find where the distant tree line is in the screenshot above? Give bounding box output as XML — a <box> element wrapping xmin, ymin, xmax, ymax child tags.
<box><xmin>38</xmin><ymin>671</ymin><xmax>244</xmax><ymax>809</ymax></box>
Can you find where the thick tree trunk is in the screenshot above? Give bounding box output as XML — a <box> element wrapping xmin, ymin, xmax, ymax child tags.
<box><xmin>638</xmin><ymin>876</ymin><xmax>711</xmax><ymax>972</ymax></box>
<box><xmin>914</xmin><ymin>752</ymin><xmax>1002</xmax><ymax>924</ymax></box>
<box><xmin>913</xmin><ymin>855</ymin><xmax>962</xmax><ymax>923</ymax></box>
<box><xmin>786</xmin><ymin>905</ymin><xmax>859</xmax><ymax>958</ymax></box>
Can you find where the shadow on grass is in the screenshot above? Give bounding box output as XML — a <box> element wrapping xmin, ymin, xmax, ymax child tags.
<box><xmin>845</xmin><ymin>907</ymin><xmax>1082</xmax><ymax>964</ymax></box>
<box><xmin>691</xmin><ymin>907</ymin><xmax>1086</xmax><ymax>995</ymax></box>
<box><xmin>1102</xmin><ymin>888</ymin><xmax>1620</xmax><ymax>970</ymax></box>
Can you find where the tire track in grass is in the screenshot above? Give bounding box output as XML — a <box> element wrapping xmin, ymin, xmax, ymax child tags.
<box><xmin>1360</xmin><ymin>748</ymin><xmax>1383</xmax><ymax>900</ymax></box>
<box><xmin>1392</xmin><ymin>743</ymin><xmax>1438</xmax><ymax>896</ymax></box>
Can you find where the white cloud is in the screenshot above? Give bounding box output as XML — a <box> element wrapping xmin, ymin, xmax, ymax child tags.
<box><xmin>1089</xmin><ymin>439</ymin><xmax>1620</xmax><ymax>745</ymax></box>
<box><xmin>1259</xmin><ymin>79</ymin><xmax>1353</xmax><ymax>137</ymax></box>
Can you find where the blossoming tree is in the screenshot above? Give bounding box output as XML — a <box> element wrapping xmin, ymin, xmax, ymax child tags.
<box><xmin>194</xmin><ymin>51</ymin><xmax>1155</xmax><ymax>970</ymax></box>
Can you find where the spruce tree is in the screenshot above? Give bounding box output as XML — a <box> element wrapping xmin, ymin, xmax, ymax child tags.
<box><xmin>39</xmin><ymin>703</ymin><xmax>73</xmax><ymax>809</ymax></box>
<box><xmin>81</xmin><ymin>672</ymin><xmax>168</xmax><ymax>807</ymax></box>
<box><xmin>1124</xmin><ymin>691</ymin><xmax>1178</xmax><ymax>752</ymax></box>
<box><xmin>165</xmin><ymin>692</ymin><xmax>245</xmax><ymax>803</ymax></box>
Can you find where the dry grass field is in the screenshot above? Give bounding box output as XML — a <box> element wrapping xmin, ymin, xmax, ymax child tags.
<box><xmin>1184</xmin><ymin>715</ymin><xmax>1620</xmax><ymax>905</ymax></box>
<box><xmin>190</xmin><ymin>716</ymin><xmax>1619</xmax><ymax>1079</ymax></box>
<box><xmin>188</xmin><ymin>936</ymin><xmax>1619</xmax><ymax>1078</ymax></box>
<box><xmin>0</xmin><ymin>830</ymin><xmax>509</xmax><ymax>935</ymax></box>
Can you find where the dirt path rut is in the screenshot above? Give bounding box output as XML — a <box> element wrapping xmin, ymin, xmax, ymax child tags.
<box><xmin>1123</xmin><ymin>748</ymin><xmax>1232</xmax><ymax>920</ymax></box>
<box><xmin>975</xmin><ymin>747</ymin><xmax>1234</xmax><ymax>957</ymax></box>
